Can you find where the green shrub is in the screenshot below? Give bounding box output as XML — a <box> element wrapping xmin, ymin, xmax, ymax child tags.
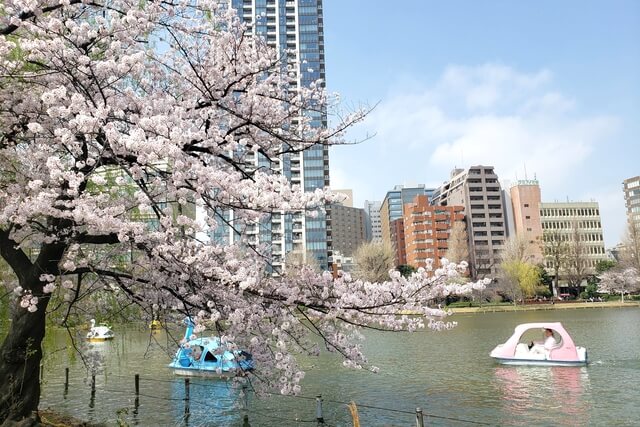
<box><xmin>447</xmin><ymin>301</ymin><xmax>479</xmax><ymax>308</ymax></box>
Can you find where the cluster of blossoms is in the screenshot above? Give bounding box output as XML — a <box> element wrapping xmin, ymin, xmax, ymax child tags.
<box><xmin>598</xmin><ymin>268</ymin><xmax>640</xmax><ymax>300</ymax></box>
<box><xmin>19</xmin><ymin>292</ymin><xmax>38</xmax><ymax>313</ymax></box>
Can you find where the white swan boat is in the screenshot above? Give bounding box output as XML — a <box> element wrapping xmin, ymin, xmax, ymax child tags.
<box><xmin>86</xmin><ymin>319</ymin><xmax>115</xmax><ymax>342</ymax></box>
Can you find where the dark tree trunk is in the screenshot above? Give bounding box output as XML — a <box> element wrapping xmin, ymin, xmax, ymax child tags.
<box><xmin>0</xmin><ymin>295</ymin><xmax>49</xmax><ymax>425</ymax></box>
<box><xmin>0</xmin><ymin>230</ymin><xmax>64</xmax><ymax>425</ymax></box>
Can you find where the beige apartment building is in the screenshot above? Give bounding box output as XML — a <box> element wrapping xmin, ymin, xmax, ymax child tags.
<box><xmin>431</xmin><ymin>166</ymin><xmax>507</xmax><ymax>279</ymax></box>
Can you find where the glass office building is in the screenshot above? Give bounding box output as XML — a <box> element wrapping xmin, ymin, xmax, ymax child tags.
<box><xmin>225</xmin><ymin>0</ymin><xmax>330</xmax><ymax>271</ymax></box>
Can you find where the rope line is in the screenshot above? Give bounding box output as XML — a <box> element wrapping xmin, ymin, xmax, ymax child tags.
<box><xmin>259</xmin><ymin>390</ymin><xmax>492</xmax><ymax>425</ymax></box>
<box><xmin>105</xmin><ymin>373</ymin><xmax>242</xmax><ymax>390</ymax></box>
<box><xmin>62</xmin><ymin>373</ymin><xmax>493</xmax><ymax>426</ymax></box>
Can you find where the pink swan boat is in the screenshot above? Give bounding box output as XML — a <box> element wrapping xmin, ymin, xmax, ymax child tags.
<box><xmin>490</xmin><ymin>322</ymin><xmax>588</xmax><ymax>366</ymax></box>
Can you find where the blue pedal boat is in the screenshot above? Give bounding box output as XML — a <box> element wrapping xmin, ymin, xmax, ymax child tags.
<box><xmin>168</xmin><ymin>318</ymin><xmax>254</xmax><ymax>378</ymax></box>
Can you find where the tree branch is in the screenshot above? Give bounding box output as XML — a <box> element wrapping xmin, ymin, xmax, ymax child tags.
<box><xmin>0</xmin><ymin>228</ymin><xmax>33</xmax><ymax>282</ymax></box>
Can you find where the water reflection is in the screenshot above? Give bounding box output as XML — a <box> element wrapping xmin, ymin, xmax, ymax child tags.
<box><xmin>169</xmin><ymin>378</ymin><xmax>244</xmax><ymax>426</ymax></box>
<box><xmin>23</xmin><ymin>309</ymin><xmax>640</xmax><ymax>426</ymax></box>
<box><xmin>494</xmin><ymin>366</ymin><xmax>590</xmax><ymax>425</ymax></box>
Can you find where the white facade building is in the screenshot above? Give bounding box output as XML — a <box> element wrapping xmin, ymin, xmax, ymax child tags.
<box><xmin>540</xmin><ymin>201</ymin><xmax>607</xmax><ymax>274</ymax></box>
<box><xmin>363</xmin><ymin>200</ymin><xmax>382</xmax><ymax>243</ymax></box>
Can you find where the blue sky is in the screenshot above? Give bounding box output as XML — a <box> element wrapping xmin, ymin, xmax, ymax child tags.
<box><xmin>323</xmin><ymin>0</ymin><xmax>640</xmax><ymax>248</ymax></box>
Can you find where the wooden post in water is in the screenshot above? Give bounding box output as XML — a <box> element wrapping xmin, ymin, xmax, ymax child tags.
<box><xmin>134</xmin><ymin>374</ymin><xmax>140</xmax><ymax>412</ymax></box>
<box><xmin>63</xmin><ymin>368</ymin><xmax>69</xmax><ymax>399</ymax></box>
<box><xmin>315</xmin><ymin>395</ymin><xmax>324</xmax><ymax>424</ymax></box>
<box><xmin>242</xmin><ymin>384</ymin><xmax>248</xmax><ymax>410</ymax></box>
<box><xmin>241</xmin><ymin>384</ymin><xmax>250</xmax><ymax>426</ymax></box>
<box><xmin>89</xmin><ymin>374</ymin><xmax>96</xmax><ymax>409</ymax></box>
<box><xmin>415</xmin><ymin>407</ymin><xmax>424</xmax><ymax>427</ymax></box>
<box><xmin>184</xmin><ymin>378</ymin><xmax>190</xmax><ymax>416</ymax></box>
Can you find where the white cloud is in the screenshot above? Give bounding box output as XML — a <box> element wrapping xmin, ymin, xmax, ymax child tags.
<box><xmin>331</xmin><ymin>63</ymin><xmax>623</xmax><ymax>244</ymax></box>
<box><xmin>428</xmin><ymin>114</ymin><xmax>616</xmax><ymax>187</ymax></box>
<box><xmin>359</xmin><ymin>63</ymin><xmax>619</xmax><ymax>186</ymax></box>
<box><xmin>438</xmin><ymin>64</ymin><xmax>553</xmax><ymax>111</ymax></box>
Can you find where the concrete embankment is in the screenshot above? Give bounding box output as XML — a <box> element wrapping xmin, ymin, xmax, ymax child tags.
<box><xmin>449</xmin><ymin>301</ymin><xmax>640</xmax><ymax>314</ymax></box>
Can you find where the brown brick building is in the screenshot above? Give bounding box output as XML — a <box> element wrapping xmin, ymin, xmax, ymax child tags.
<box><xmin>391</xmin><ymin>218</ymin><xmax>407</xmax><ymax>266</ymax></box>
<box><xmin>403</xmin><ymin>195</ymin><xmax>465</xmax><ymax>269</ymax></box>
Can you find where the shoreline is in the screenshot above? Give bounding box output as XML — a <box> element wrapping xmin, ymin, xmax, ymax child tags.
<box><xmin>449</xmin><ymin>301</ymin><xmax>640</xmax><ymax>314</ymax></box>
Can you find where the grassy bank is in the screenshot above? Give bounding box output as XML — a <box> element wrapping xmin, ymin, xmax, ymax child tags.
<box><xmin>449</xmin><ymin>300</ymin><xmax>640</xmax><ymax>314</ymax></box>
<box><xmin>39</xmin><ymin>409</ymin><xmax>106</xmax><ymax>427</ymax></box>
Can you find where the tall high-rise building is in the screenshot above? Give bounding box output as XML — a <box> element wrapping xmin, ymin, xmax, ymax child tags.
<box><xmin>431</xmin><ymin>166</ymin><xmax>507</xmax><ymax>279</ymax></box>
<box><xmin>226</xmin><ymin>0</ymin><xmax>330</xmax><ymax>270</ymax></box>
<box><xmin>623</xmin><ymin>176</ymin><xmax>640</xmax><ymax>231</ymax></box>
<box><xmin>510</xmin><ymin>179</ymin><xmax>544</xmax><ymax>263</ymax></box>
<box><xmin>363</xmin><ymin>200</ymin><xmax>382</xmax><ymax>242</ymax></box>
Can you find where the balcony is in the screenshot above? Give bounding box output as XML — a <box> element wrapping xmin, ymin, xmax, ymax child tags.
<box><xmin>412</xmin><ymin>224</ymin><xmax>430</xmax><ymax>232</ymax></box>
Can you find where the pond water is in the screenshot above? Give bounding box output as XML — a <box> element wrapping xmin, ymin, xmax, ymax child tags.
<box><xmin>13</xmin><ymin>307</ymin><xmax>640</xmax><ymax>426</ymax></box>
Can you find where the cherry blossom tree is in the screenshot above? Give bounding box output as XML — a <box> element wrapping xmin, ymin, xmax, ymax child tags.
<box><xmin>597</xmin><ymin>268</ymin><xmax>640</xmax><ymax>302</ymax></box>
<box><xmin>446</xmin><ymin>220</ymin><xmax>469</xmax><ymax>265</ymax></box>
<box><xmin>0</xmin><ymin>1</ymin><xmax>486</xmax><ymax>423</ymax></box>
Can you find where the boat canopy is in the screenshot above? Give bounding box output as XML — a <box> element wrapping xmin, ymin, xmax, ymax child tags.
<box><xmin>491</xmin><ymin>322</ymin><xmax>579</xmax><ymax>361</ymax></box>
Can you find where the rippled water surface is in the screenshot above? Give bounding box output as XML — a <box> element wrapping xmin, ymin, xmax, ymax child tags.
<box><xmin>13</xmin><ymin>307</ymin><xmax>640</xmax><ymax>426</ymax></box>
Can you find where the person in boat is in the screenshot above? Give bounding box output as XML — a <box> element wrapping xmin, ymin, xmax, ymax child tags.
<box><xmin>191</xmin><ymin>345</ymin><xmax>203</xmax><ymax>362</ymax></box>
<box><xmin>528</xmin><ymin>328</ymin><xmax>557</xmax><ymax>354</ymax></box>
